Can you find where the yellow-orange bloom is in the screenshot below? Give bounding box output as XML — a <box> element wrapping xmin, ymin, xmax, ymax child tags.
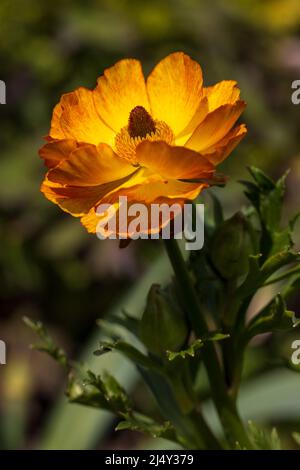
<box><xmin>39</xmin><ymin>52</ymin><xmax>247</xmax><ymax>235</ymax></box>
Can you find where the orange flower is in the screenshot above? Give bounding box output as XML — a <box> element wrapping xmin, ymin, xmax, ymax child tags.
<box><xmin>39</xmin><ymin>52</ymin><xmax>247</xmax><ymax>235</ymax></box>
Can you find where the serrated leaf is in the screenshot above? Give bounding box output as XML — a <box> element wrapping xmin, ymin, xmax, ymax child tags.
<box><xmin>247</xmin><ymin>421</ymin><xmax>281</xmax><ymax>450</ymax></box>
<box><xmin>116</xmin><ymin>412</ymin><xmax>177</xmax><ymax>441</ymax></box>
<box><xmin>23</xmin><ymin>316</ymin><xmax>68</xmax><ymax>369</ymax></box>
<box><xmin>67</xmin><ymin>370</ymin><xmax>132</xmax><ymax>415</ymax></box>
<box><xmin>166</xmin><ymin>332</ymin><xmax>229</xmax><ymax>361</ymax></box>
<box><xmin>247</xmin><ymin>166</ymin><xmax>276</xmax><ymax>191</ymax></box>
<box><xmin>241</xmin><ymin>168</ymin><xmax>293</xmax><ymax>259</ymax></box>
<box><xmin>167</xmin><ymin>339</ymin><xmax>203</xmax><ymax>361</ymax></box>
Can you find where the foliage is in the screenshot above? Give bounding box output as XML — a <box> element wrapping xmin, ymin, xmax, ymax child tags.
<box><xmin>25</xmin><ymin>167</ymin><xmax>300</xmax><ymax>449</ymax></box>
<box><xmin>2</xmin><ymin>0</ymin><xmax>300</xmax><ymax>450</ymax></box>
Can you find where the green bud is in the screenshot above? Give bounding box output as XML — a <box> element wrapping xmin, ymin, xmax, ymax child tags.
<box><xmin>211</xmin><ymin>212</ymin><xmax>256</xmax><ymax>280</ymax></box>
<box><xmin>140</xmin><ymin>284</ymin><xmax>188</xmax><ymax>357</ymax></box>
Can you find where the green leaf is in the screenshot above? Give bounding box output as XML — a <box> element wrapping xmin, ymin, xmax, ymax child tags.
<box><xmin>23</xmin><ymin>316</ymin><xmax>68</xmax><ymax>369</ymax></box>
<box><xmin>210</xmin><ymin>212</ymin><xmax>256</xmax><ymax>281</ymax></box>
<box><xmin>235</xmin><ymin>254</ymin><xmax>262</xmax><ymax>299</ymax></box>
<box><xmin>140</xmin><ymin>284</ymin><xmax>188</xmax><ymax>357</ymax></box>
<box><xmin>166</xmin><ymin>332</ymin><xmax>229</xmax><ymax>361</ymax></box>
<box><xmin>167</xmin><ymin>339</ymin><xmax>203</xmax><ymax>361</ymax></box>
<box><xmin>39</xmin><ymin>252</ymin><xmax>173</xmax><ymax>450</ymax></box>
<box><xmin>292</xmin><ymin>432</ymin><xmax>300</xmax><ymax>447</ymax></box>
<box><xmin>237</xmin><ymin>251</ymin><xmax>299</xmax><ymax>300</ymax></box>
<box><xmin>67</xmin><ymin>370</ymin><xmax>132</xmax><ymax>415</ymax></box>
<box><xmin>241</xmin><ymin>168</ymin><xmax>293</xmax><ymax>260</ymax></box>
<box><xmin>246</xmin><ymin>295</ymin><xmax>294</xmax><ymax>339</ymax></box>
<box><xmin>97</xmin><ymin>310</ymin><xmax>140</xmax><ymax>338</ymax></box>
<box><xmin>243</xmin><ymin>167</ymin><xmax>288</xmax><ymax>233</ymax></box>
<box><xmin>247</xmin><ymin>421</ymin><xmax>281</xmax><ymax>450</ymax></box>
<box><xmin>247</xmin><ymin>166</ymin><xmax>276</xmax><ymax>191</ymax></box>
<box><xmin>270</xmin><ymin>212</ymin><xmax>300</xmax><ymax>256</ymax></box>
<box><xmin>261</xmin><ymin>251</ymin><xmax>299</xmax><ymax>279</ymax></box>
<box><xmin>94</xmin><ymin>340</ymin><xmax>162</xmax><ymax>372</ymax></box>
<box><xmin>116</xmin><ymin>412</ymin><xmax>177</xmax><ymax>442</ymax></box>
<box><xmin>281</xmin><ymin>271</ymin><xmax>300</xmax><ymax>300</ymax></box>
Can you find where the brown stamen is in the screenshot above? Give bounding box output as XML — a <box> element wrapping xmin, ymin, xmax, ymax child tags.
<box><xmin>128</xmin><ymin>106</ymin><xmax>156</xmax><ymax>138</ymax></box>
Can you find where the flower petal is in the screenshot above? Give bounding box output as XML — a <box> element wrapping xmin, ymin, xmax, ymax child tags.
<box><xmin>42</xmin><ymin>144</ymin><xmax>137</xmax><ymax>216</ymax></box>
<box><xmin>204</xmin><ymin>80</ymin><xmax>241</xmax><ymax>111</ymax></box>
<box><xmin>136</xmin><ymin>141</ymin><xmax>214</xmax><ymax>180</ymax></box>
<box><xmin>147</xmin><ymin>52</ymin><xmax>203</xmax><ymax>136</ymax></box>
<box><xmin>41</xmin><ymin>182</ymin><xmax>121</xmax><ymax>216</ymax></box>
<box><xmin>47</xmin><ymin>143</ymin><xmax>135</xmax><ymax>186</ymax></box>
<box><xmin>175</xmin><ymin>96</ymin><xmax>209</xmax><ymax>146</ymax></box>
<box><xmin>203</xmin><ymin>124</ymin><xmax>247</xmax><ymax>165</ymax></box>
<box><xmin>49</xmin><ymin>87</ymin><xmax>115</xmax><ymax>145</ymax></box>
<box><xmin>49</xmin><ymin>103</ymin><xmax>65</xmax><ymax>139</ymax></box>
<box><xmin>176</xmin><ymin>81</ymin><xmax>242</xmax><ymax>145</ymax></box>
<box><xmin>94</xmin><ymin>59</ymin><xmax>150</xmax><ymax>133</ymax></box>
<box><xmin>101</xmin><ymin>167</ymin><xmax>204</xmax><ymax>205</ymax></box>
<box><xmin>39</xmin><ymin>139</ymin><xmax>78</xmax><ymax>169</ymax></box>
<box><xmin>81</xmin><ymin>194</ymin><xmax>203</xmax><ymax>236</ymax></box>
<box><xmin>186</xmin><ymin>101</ymin><xmax>246</xmax><ymax>152</ymax></box>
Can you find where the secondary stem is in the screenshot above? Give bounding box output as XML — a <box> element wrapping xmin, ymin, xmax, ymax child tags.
<box><xmin>164</xmin><ymin>238</ymin><xmax>252</xmax><ymax>449</ymax></box>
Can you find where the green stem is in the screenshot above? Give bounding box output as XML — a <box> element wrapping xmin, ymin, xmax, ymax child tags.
<box><xmin>164</xmin><ymin>239</ymin><xmax>252</xmax><ymax>449</ymax></box>
<box><xmin>189</xmin><ymin>410</ymin><xmax>223</xmax><ymax>449</ymax></box>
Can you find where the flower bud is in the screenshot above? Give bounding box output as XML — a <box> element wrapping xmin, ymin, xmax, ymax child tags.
<box><xmin>140</xmin><ymin>284</ymin><xmax>188</xmax><ymax>357</ymax></box>
<box><xmin>211</xmin><ymin>212</ymin><xmax>255</xmax><ymax>280</ymax></box>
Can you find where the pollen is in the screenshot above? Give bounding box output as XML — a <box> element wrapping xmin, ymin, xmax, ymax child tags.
<box><xmin>115</xmin><ymin>110</ymin><xmax>174</xmax><ymax>164</ymax></box>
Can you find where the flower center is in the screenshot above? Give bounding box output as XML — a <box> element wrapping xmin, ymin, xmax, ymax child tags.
<box><xmin>128</xmin><ymin>106</ymin><xmax>156</xmax><ymax>138</ymax></box>
<box><xmin>115</xmin><ymin>106</ymin><xmax>174</xmax><ymax>164</ymax></box>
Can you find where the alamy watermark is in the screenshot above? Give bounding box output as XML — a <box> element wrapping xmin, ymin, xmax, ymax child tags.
<box><xmin>95</xmin><ymin>196</ymin><xmax>205</xmax><ymax>250</ymax></box>
<box><xmin>290</xmin><ymin>313</ymin><xmax>300</xmax><ymax>365</ymax></box>
<box><xmin>0</xmin><ymin>339</ymin><xmax>6</xmax><ymax>365</ymax></box>
<box><xmin>0</xmin><ymin>80</ymin><xmax>6</xmax><ymax>104</ymax></box>
<box><xmin>291</xmin><ymin>80</ymin><xmax>300</xmax><ymax>104</ymax></box>
<box><xmin>291</xmin><ymin>340</ymin><xmax>300</xmax><ymax>366</ymax></box>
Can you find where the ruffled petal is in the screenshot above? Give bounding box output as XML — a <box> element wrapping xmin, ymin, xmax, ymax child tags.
<box><xmin>47</xmin><ymin>143</ymin><xmax>135</xmax><ymax>186</ymax></box>
<box><xmin>147</xmin><ymin>52</ymin><xmax>203</xmax><ymax>136</ymax></box>
<box><xmin>136</xmin><ymin>141</ymin><xmax>214</xmax><ymax>180</ymax></box>
<box><xmin>176</xmin><ymin>81</ymin><xmax>242</xmax><ymax>145</ymax></box>
<box><xmin>175</xmin><ymin>97</ymin><xmax>209</xmax><ymax>146</ymax></box>
<box><xmin>49</xmin><ymin>103</ymin><xmax>65</xmax><ymax>139</ymax></box>
<box><xmin>101</xmin><ymin>168</ymin><xmax>204</xmax><ymax>205</ymax></box>
<box><xmin>204</xmin><ymin>80</ymin><xmax>241</xmax><ymax>111</ymax></box>
<box><xmin>41</xmin><ymin>144</ymin><xmax>137</xmax><ymax>216</ymax></box>
<box><xmin>41</xmin><ymin>182</ymin><xmax>120</xmax><ymax>216</ymax></box>
<box><xmin>94</xmin><ymin>59</ymin><xmax>150</xmax><ymax>133</ymax></box>
<box><xmin>186</xmin><ymin>101</ymin><xmax>246</xmax><ymax>152</ymax></box>
<box><xmin>49</xmin><ymin>87</ymin><xmax>115</xmax><ymax>145</ymax></box>
<box><xmin>203</xmin><ymin>124</ymin><xmax>247</xmax><ymax>165</ymax></box>
<box><xmin>39</xmin><ymin>139</ymin><xmax>78</xmax><ymax>169</ymax></box>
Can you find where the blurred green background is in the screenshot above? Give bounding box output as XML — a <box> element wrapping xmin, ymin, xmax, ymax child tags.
<box><xmin>0</xmin><ymin>0</ymin><xmax>300</xmax><ymax>450</ymax></box>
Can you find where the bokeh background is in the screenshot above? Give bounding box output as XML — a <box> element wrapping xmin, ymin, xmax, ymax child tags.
<box><xmin>0</xmin><ymin>0</ymin><xmax>300</xmax><ymax>450</ymax></box>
